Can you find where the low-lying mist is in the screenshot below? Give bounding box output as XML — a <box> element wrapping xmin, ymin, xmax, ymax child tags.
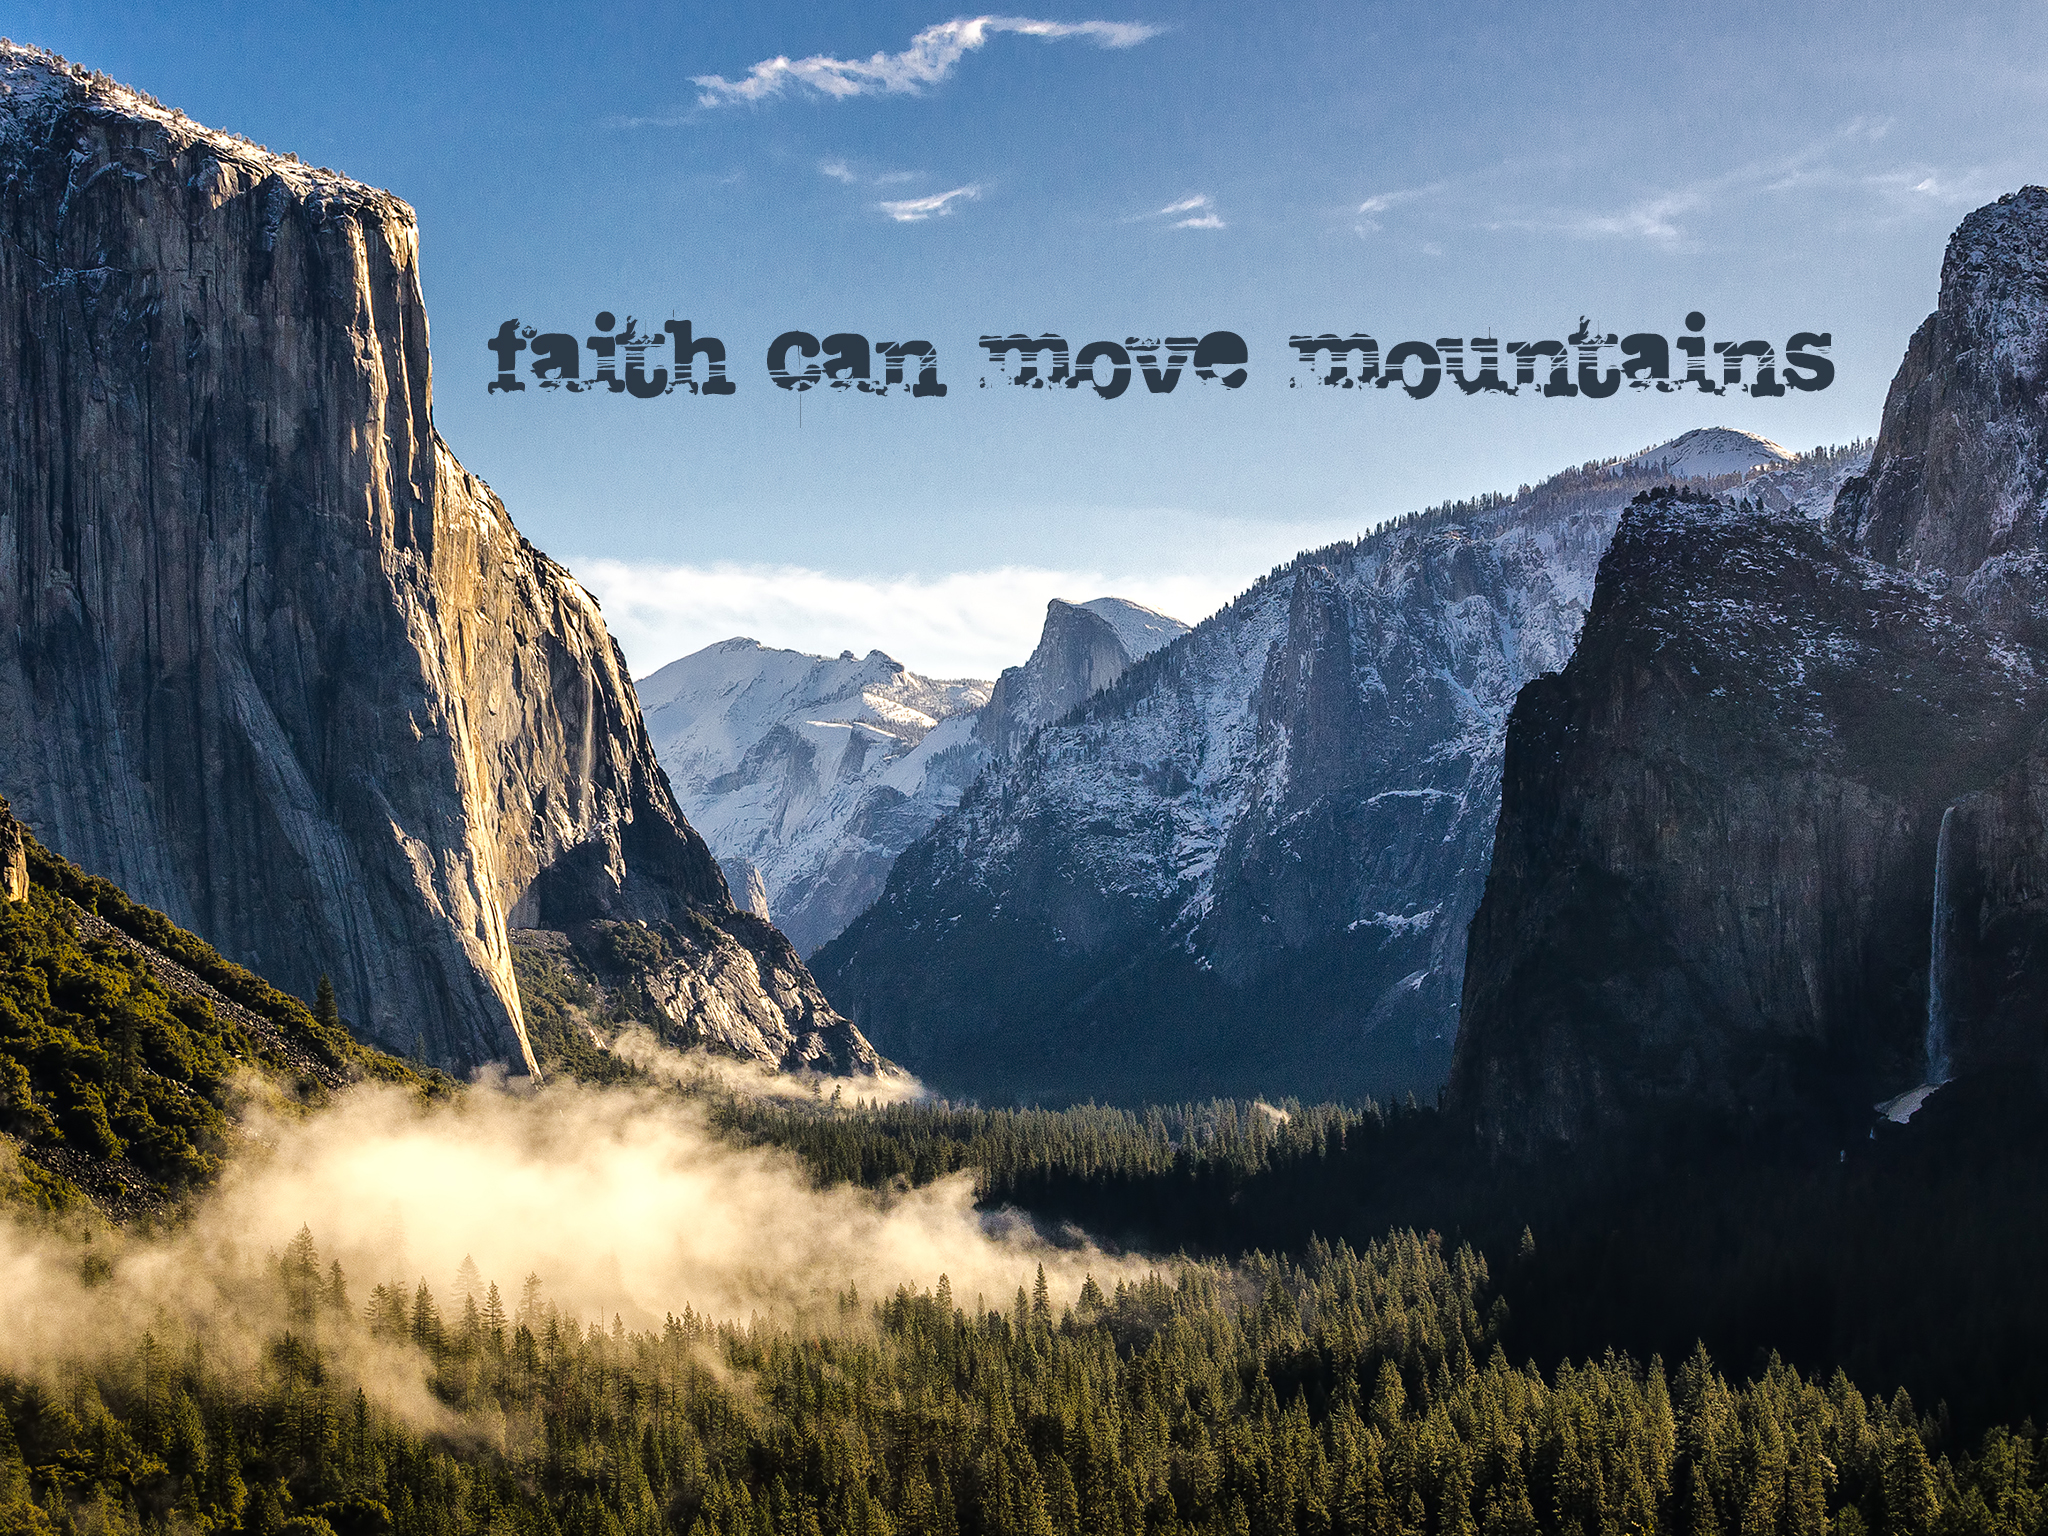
<box><xmin>0</xmin><ymin>1068</ymin><xmax>1160</xmax><ymax>1410</ymax></box>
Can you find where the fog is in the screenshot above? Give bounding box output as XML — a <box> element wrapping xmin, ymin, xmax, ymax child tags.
<box><xmin>0</xmin><ymin>1070</ymin><xmax>1155</xmax><ymax>1405</ymax></box>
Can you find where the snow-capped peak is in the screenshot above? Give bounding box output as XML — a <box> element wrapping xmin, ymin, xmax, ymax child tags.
<box><xmin>1080</xmin><ymin>597</ymin><xmax>1192</xmax><ymax>660</ymax></box>
<box><xmin>1625</xmin><ymin>427</ymin><xmax>1794</xmax><ymax>480</ymax></box>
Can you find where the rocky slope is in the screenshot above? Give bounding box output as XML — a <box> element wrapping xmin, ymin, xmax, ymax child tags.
<box><xmin>640</xmin><ymin>597</ymin><xmax>1184</xmax><ymax>955</ymax></box>
<box><xmin>0</xmin><ymin>43</ymin><xmax>879</xmax><ymax>1078</ymax></box>
<box><xmin>1832</xmin><ymin>187</ymin><xmax>2048</xmax><ymax>611</ymax></box>
<box><xmin>816</xmin><ymin>437</ymin><xmax>1841</xmax><ymax>1105</ymax></box>
<box><xmin>1451</xmin><ymin>188</ymin><xmax>2048</xmax><ymax>1152</ymax></box>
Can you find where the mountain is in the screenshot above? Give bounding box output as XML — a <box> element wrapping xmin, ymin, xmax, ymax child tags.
<box><xmin>1447</xmin><ymin>484</ymin><xmax>2039</xmax><ymax>1151</ymax></box>
<box><xmin>1451</xmin><ymin>187</ymin><xmax>2048</xmax><ymax>1153</ymax></box>
<box><xmin>975</xmin><ymin>598</ymin><xmax>1190</xmax><ymax>760</ymax></box>
<box><xmin>639</xmin><ymin>643</ymin><xmax>992</xmax><ymax>957</ymax></box>
<box><xmin>640</xmin><ymin>597</ymin><xmax>1185</xmax><ymax>956</ymax></box>
<box><xmin>0</xmin><ymin>43</ymin><xmax>880</xmax><ymax>1079</ymax></box>
<box><xmin>1624</xmin><ymin>426</ymin><xmax>1793</xmax><ymax>479</ymax></box>
<box><xmin>815</xmin><ymin>435</ymin><xmax>1845</xmax><ymax>1106</ymax></box>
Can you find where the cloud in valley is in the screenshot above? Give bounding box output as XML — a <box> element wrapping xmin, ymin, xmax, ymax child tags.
<box><xmin>0</xmin><ymin>1073</ymin><xmax>1160</xmax><ymax>1420</ymax></box>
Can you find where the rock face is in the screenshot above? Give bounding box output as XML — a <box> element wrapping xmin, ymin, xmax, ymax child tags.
<box><xmin>0</xmin><ymin>43</ymin><xmax>878</xmax><ymax>1077</ymax></box>
<box><xmin>1449</xmin><ymin>190</ymin><xmax>2048</xmax><ymax>1153</ymax></box>
<box><xmin>816</xmin><ymin>445</ymin><xmax>1835</xmax><ymax>1106</ymax></box>
<box><xmin>1448</xmin><ymin>487</ymin><xmax>2043</xmax><ymax>1152</ymax></box>
<box><xmin>1930</xmin><ymin>730</ymin><xmax>2048</xmax><ymax>1080</ymax></box>
<box><xmin>0</xmin><ymin>796</ymin><xmax>27</xmax><ymax>903</ymax></box>
<box><xmin>974</xmin><ymin>599</ymin><xmax>1188</xmax><ymax>761</ymax></box>
<box><xmin>640</xmin><ymin>642</ymin><xmax>993</xmax><ymax>956</ymax></box>
<box><xmin>510</xmin><ymin>921</ymin><xmax>886</xmax><ymax>1075</ymax></box>
<box><xmin>640</xmin><ymin>598</ymin><xmax>1184</xmax><ymax>957</ymax></box>
<box><xmin>1832</xmin><ymin>188</ymin><xmax>2048</xmax><ymax>609</ymax></box>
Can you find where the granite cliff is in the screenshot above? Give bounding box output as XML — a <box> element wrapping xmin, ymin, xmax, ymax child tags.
<box><xmin>973</xmin><ymin>598</ymin><xmax>1188</xmax><ymax>762</ymax></box>
<box><xmin>0</xmin><ymin>43</ymin><xmax>880</xmax><ymax>1077</ymax></box>
<box><xmin>1447</xmin><ymin>486</ymin><xmax>2042</xmax><ymax>1150</ymax></box>
<box><xmin>1452</xmin><ymin>189</ymin><xmax>2048</xmax><ymax>1151</ymax></box>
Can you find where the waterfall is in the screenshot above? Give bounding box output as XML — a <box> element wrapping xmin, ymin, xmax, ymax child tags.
<box><xmin>1925</xmin><ymin>805</ymin><xmax>1957</xmax><ymax>1084</ymax></box>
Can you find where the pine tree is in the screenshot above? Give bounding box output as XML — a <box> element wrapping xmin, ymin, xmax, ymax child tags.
<box><xmin>314</xmin><ymin>974</ymin><xmax>341</xmax><ymax>1032</ymax></box>
<box><xmin>325</xmin><ymin>1260</ymin><xmax>351</xmax><ymax>1318</ymax></box>
<box><xmin>1883</xmin><ymin>1431</ymin><xmax>1940</xmax><ymax>1536</ymax></box>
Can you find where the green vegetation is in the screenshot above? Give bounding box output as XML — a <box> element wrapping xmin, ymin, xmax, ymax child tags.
<box><xmin>0</xmin><ymin>835</ymin><xmax>446</xmax><ymax>1211</ymax></box>
<box><xmin>510</xmin><ymin>943</ymin><xmax>649</xmax><ymax>1088</ymax></box>
<box><xmin>696</xmin><ymin>1082</ymin><xmax>2048</xmax><ymax>1444</ymax></box>
<box><xmin>9</xmin><ymin>1223</ymin><xmax>2044</xmax><ymax>1536</ymax></box>
<box><xmin>705</xmin><ymin>1095</ymin><xmax>1386</xmax><ymax>1202</ymax></box>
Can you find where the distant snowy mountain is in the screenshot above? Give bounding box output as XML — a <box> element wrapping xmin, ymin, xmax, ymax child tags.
<box><xmin>815</xmin><ymin>430</ymin><xmax>1864</xmax><ymax>1107</ymax></box>
<box><xmin>1626</xmin><ymin>426</ymin><xmax>1794</xmax><ymax>479</ymax></box>
<box><xmin>640</xmin><ymin>597</ymin><xmax>1188</xmax><ymax>955</ymax></box>
<box><xmin>975</xmin><ymin>598</ymin><xmax>1189</xmax><ymax>760</ymax></box>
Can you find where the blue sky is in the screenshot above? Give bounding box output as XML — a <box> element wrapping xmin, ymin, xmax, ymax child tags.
<box><xmin>17</xmin><ymin>2</ymin><xmax>2048</xmax><ymax>674</ymax></box>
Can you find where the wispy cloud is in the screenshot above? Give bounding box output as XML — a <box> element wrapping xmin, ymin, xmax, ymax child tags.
<box><xmin>1357</xmin><ymin>183</ymin><xmax>1444</xmax><ymax>217</ymax></box>
<box><xmin>694</xmin><ymin>16</ymin><xmax>1161</xmax><ymax>106</ymax></box>
<box><xmin>878</xmin><ymin>183</ymin><xmax>983</xmax><ymax>221</ymax></box>
<box><xmin>1131</xmin><ymin>192</ymin><xmax>1225</xmax><ymax>229</ymax></box>
<box><xmin>1866</xmin><ymin>165</ymin><xmax>2008</xmax><ymax>208</ymax></box>
<box><xmin>1492</xmin><ymin>118</ymin><xmax>1987</xmax><ymax>248</ymax></box>
<box><xmin>1561</xmin><ymin>190</ymin><xmax>1703</xmax><ymax>245</ymax></box>
<box><xmin>1352</xmin><ymin>181</ymin><xmax>1446</xmax><ymax>236</ymax></box>
<box><xmin>821</xmin><ymin>158</ymin><xmax>922</xmax><ymax>187</ymax></box>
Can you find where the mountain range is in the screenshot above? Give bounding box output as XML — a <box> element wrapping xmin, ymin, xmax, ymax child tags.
<box><xmin>810</xmin><ymin>432</ymin><xmax>1864</xmax><ymax>1105</ymax></box>
<box><xmin>639</xmin><ymin>597</ymin><xmax>1186</xmax><ymax>955</ymax></box>
<box><xmin>11</xmin><ymin>32</ymin><xmax>2048</xmax><ymax>1162</ymax></box>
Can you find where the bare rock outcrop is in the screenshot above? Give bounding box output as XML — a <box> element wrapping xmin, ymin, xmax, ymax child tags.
<box><xmin>0</xmin><ymin>43</ymin><xmax>880</xmax><ymax>1077</ymax></box>
<box><xmin>0</xmin><ymin>796</ymin><xmax>25</xmax><ymax>903</ymax></box>
<box><xmin>1833</xmin><ymin>187</ymin><xmax>2048</xmax><ymax>602</ymax></box>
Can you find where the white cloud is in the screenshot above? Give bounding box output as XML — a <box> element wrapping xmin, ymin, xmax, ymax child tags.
<box><xmin>569</xmin><ymin>559</ymin><xmax>1237</xmax><ymax>680</ymax></box>
<box><xmin>1866</xmin><ymin>165</ymin><xmax>2007</xmax><ymax>207</ymax></box>
<box><xmin>878</xmin><ymin>183</ymin><xmax>983</xmax><ymax>221</ymax></box>
<box><xmin>1563</xmin><ymin>190</ymin><xmax>1702</xmax><ymax>244</ymax></box>
<box><xmin>694</xmin><ymin>16</ymin><xmax>1161</xmax><ymax>106</ymax></box>
<box><xmin>1352</xmin><ymin>181</ymin><xmax>1445</xmax><ymax>234</ymax></box>
<box><xmin>1131</xmin><ymin>192</ymin><xmax>1225</xmax><ymax>229</ymax></box>
<box><xmin>821</xmin><ymin>158</ymin><xmax>923</xmax><ymax>187</ymax></box>
<box><xmin>1357</xmin><ymin>182</ymin><xmax>1443</xmax><ymax>216</ymax></box>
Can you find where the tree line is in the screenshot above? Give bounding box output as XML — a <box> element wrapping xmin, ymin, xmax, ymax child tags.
<box><xmin>6</xmin><ymin>1222</ymin><xmax>2045</xmax><ymax>1536</ymax></box>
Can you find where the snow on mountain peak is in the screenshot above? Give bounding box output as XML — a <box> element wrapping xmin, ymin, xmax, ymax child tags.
<box><xmin>1626</xmin><ymin>427</ymin><xmax>1794</xmax><ymax>480</ymax></box>
<box><xmin>1080</xmin><ymin>597</ymin><xmax>1192</xmax><ymax>660</ymax></box>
